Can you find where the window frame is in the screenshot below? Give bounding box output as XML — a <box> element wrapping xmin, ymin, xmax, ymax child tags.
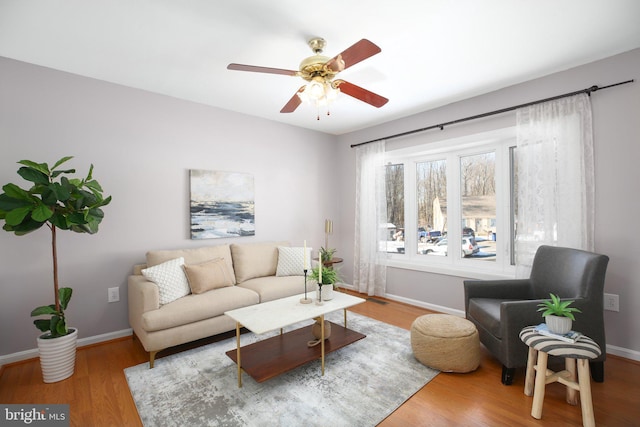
<box><xmin>384</xmin><ymin>127</ymin><xmax>517</xmax><ymax>280</ymax></box>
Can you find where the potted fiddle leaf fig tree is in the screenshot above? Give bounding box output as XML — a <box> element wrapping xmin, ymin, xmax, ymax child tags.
<box><xmin>0</xmin><ymin>156</ymin><xmax>111</xmax><ymax>383</ymax></box>
<box><xmin>537</xmin><ymin>293</ymin><xmax>582</xmax><ymax>335</ymax></box>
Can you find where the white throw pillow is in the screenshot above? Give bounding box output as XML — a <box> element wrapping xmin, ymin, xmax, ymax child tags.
<box><xmin>276</xmin><ymin>246</ymin><xmax>312</xmax><ymax>277</ymax></box>
<box><xmin>142</xmin><ymin>257</ymin><xmax>191</xmax><ymax>305</ymax></box>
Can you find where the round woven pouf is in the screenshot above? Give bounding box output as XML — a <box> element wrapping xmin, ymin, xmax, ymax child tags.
<box><xmin>410</xmin><ymin>314</ymin><xmax>480</xmax><ymax>373</ymax></box>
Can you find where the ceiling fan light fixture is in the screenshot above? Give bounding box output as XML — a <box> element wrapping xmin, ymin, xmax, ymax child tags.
<box><xmin>297</xmin><ymin>77</ymin><xmax>340</xmax><ymax>107</ymax></box>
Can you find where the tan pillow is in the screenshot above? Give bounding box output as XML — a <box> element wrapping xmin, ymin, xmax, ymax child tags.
<box><xmin>183</xmin><ymin>258</ymin><xmax>234</xmax><ymax>294</ymax></box>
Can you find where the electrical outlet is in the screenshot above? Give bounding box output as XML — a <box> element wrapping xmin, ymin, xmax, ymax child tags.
<box><xmin>603</xmin><ymin>293</ymin><xmax>619</xmax><ymax>312</ymax></box>
<box><xmin>108</xmin><ymin>287</ymin><xmax>120</xmax><ymax>303</ymax></box>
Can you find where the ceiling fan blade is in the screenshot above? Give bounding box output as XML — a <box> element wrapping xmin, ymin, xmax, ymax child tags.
<box><xmin>326</xmin><ymin>39</ymin><xmax>381</xmax><ymax>72</ymax></box>
<box><xmin>335</xmin><ymin>80</ymin><xmax>388</xmax><ymax>108</ymax></box>
<box><xmin>227</xmin><ymin>63</ymin><xmax>297</xmax><ymax>76</ymax></box>
<box><xmin>280</xmin><ymin>86</ymin><xmax>306</xmax><ymax>113</ymax></box>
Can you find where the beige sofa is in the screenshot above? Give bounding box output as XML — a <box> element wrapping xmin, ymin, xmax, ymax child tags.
<box><xmin>128</xmin><ymin>241</ymin><xmax>308</xmax><ymax>367</ymax></box>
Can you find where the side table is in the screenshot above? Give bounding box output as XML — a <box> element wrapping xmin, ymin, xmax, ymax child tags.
<box><xmin>520</xmin><ymin>326</ymin><xmax>601</xmax><ymax>427</ymax></box>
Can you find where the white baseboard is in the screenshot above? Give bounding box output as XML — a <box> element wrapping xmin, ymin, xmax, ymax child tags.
<box><xmin>606</xmin><ymin>343</ymin><xmax>640</xmax><ymax>362</ymax></box>
<box><xmin>347</xmin><ymin>287</ymin><xmax>640</xmax><ymax>362</ymax></box>
<box><xmin>0</xmin><ymin>328</ymin><xmax>133</xmax><ymax>368</ymax></box>
<box><xmin>383</xmin><ymin>292</ymin><xmax>466</xmax><ymax>317</ymax></box>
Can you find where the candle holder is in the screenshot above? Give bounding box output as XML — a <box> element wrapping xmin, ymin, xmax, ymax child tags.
<box><xmin>316</xmin><ymin>283</ymin><xmax>324</xmax><ymax>305</ymax></box>
<box><xmin>300</xmin><ymin>269</ymin><xmax>312</xmax><ymax>304</ymax></box>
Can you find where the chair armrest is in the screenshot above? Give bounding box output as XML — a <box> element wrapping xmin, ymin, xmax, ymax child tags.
<box><xmin>464</xmin><ymin>279</ymin><xmax>532</xmax><ymax>313</ymax></box>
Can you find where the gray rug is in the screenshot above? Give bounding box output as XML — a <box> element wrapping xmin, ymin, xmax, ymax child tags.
<box><xmin>124</xmin><ymin>312</ymin><xmax>438</xmax><ymax>427</ymax></box>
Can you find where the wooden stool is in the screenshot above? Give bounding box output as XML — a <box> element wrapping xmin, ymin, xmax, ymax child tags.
<box><xmin>520</xmin><ymin>326</ymin><xmax>601</xmax><ymax>427</ymax></box>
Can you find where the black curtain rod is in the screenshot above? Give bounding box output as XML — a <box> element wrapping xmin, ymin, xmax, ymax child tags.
<box><xmin>350</xmin><ymin>79</ymin><xmax>634</xmax><ymax>148</ymax></box>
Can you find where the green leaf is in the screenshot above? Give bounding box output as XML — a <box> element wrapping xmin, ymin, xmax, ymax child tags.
<box><xmin>50</xmin><ymin>182</ymin><xmax>71</xmax><ymax>201</ymax></box>
<box><xmin>85</xmin><ymin>164</ymin><xmax>94</xmax><ymax>181</ymax></box>
<box><xmin>2</xmin><ymin>183</ymin><xmax>32</xmax><ymax>201</ymax></box>
<box><xmin>31</xmin><ymin>304</ymin><xmax>58</xmax><ymax>316</ymax></box>
<box><xmin>17</xmin><ymin>166</ymin><xmax>49</xmax><ymax>185</ymax></box>
<box><xmin>54</xmin><ymin>317</ymin><xmax>67</xmax><ymax>336</ymax></box>
<box><xmin>31</xmin><ymin>203</ymin><xmax>53</xmax><ymax>222</ymax></box>
<box><xmin>5</xmin><ymin>206</ymin><xmax>32</xmax><ymax>226</ymax></box>
<box><xmin>59</xmin><ymin>287</ymin><xmax>72</xmax><ymax>310</ymax></box>
<box><xmin>85</xmin><ymin>179</ymin><xmax>103</xmax><ymax>193</ymax></box>
<box><xmin>33</xmin><ymin>319</ymin><xmax>51</xmax><ymax>333</ymax></box>
<box><xmin>51</xmin><ymin>169</ymin><xmax>76</xmax><ymax>178</ymax></box>
<box><xmin>50</xmin><ymin>212</ymin><xmax>69</xmax><ymax>229</ymax></box>
<box><xmin>0</xmin><ymin>193</ymin><xmax>32</xmax><ymax>212</ymax></box>
<box><xmin>51</xmin><ymin>156</ymin><xmax>74</xmax><ymax>170</ymax></box>
<box><xmin>18</xmin><ymin>160</ymin><xmax>49</xmax><ymax>175</ymax></box>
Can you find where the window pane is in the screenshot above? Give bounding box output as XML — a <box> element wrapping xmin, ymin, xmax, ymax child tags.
<box><xmin>385</xmin><ymin>163</ymin><xmax>404</xmax><ymax>254</ymax></box>
<box><xmin>416</xmin><ymin>160</ymin><xmax>447</xmax><ymax>256</ymax></box>
<box><xmin>460</xmin><ymin>152</ymin><xmax>496</xmax><ymax>261</ymax></box>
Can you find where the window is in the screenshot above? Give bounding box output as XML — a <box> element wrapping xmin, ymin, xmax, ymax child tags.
<box><xmin>384</xmin><ymin>128</ymin><xmax>516</xmax><ymax>277</ymax></box>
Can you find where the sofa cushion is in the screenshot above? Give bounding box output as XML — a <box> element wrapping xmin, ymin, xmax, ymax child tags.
<box><xmin>237</xmin><ymin>275</ymin><xmax>304</xmax><ymax>303</ymax></box>
<box><xmin>183</xmin><ymin>257</ymin><xmax>234</xmax><ymax>294</ymax></box>
<box><xmin>146</xmin><ymin>244</ymin><xmax>236</xmax><ymax>285</ymax></box>
<box><xmin>276</xmin><ymin>246</ymin><xmax>312</xmax><ymax>277</ymax></box>
<box><xmin>231</xmin><ymin>241</ymin><xmax>288</xmax><ymax>283</ymax></box>
<box><xmin>141</xmin><ymin>257</ymin><xmax>191</xmax><ymax>305</ymax></box>
<box><xmin>141</xmin><ymin>286</ymin><xmax>259</xmax><ymax>332</ymax></box>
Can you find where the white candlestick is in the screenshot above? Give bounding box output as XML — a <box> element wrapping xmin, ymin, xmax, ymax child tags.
<box><xmin>303</xmin><ymin>240</ymin><xmax>307</xmax><ymax>270</ymax></box>
<box><xmin>318</xmin><ymin>256</ymin><xmax>322</xmax><ymax>284</ymax></box>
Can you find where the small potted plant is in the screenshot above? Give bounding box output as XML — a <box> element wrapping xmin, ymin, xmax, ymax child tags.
<box><xmin>308</xmin><ymin>264</ymin><xmax>341</xmax><ymax>300</ymax></box>
<box><xmin>0</xmin><ymin>156</ymin><xmax>111</xmax><ymax>382</ymax></box>
<box><xmin>537</xmin><ymin>293</ymin><xmax>582</xmax><ymax>334</ymax></box>
<box><xmin>319</xmin><ymin>247</ymin><xmax>337</xmax><ymax>264</ymax></box>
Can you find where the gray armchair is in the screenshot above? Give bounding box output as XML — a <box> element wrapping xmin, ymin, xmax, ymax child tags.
<box><xmin>464</xmin><ymin>245</ymin><xmax>609</xmax><ymax>385</ymax></box>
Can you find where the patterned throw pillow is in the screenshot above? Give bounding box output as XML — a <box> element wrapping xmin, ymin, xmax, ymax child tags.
<box><xmin>276</xmin><ymin>246</ymin><xmax>312</xmax><ymax>277</ymax></box>
<box><xmin>183</xmin><ymin>257</ymin><xmax>234</xmax><ymax>294</ymax></box>
<box><xmin>142</xmin><ymin>257</ymin><xmax>191</xmax><ymax>305</ymax></box>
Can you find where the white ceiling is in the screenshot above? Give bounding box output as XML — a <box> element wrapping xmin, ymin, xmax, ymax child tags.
<box><xmin>1</xmin><ymin>0</ymin><xmax>639</xmax><ymax>135</ymax></box>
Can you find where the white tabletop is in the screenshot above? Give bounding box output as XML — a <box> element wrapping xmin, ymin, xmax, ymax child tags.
<box><xmin>225</xmin><ymin>292</ymin><xmax>366</xmax><ymax>335</ymax></box>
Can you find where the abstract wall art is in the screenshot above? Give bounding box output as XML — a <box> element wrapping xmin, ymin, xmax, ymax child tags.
<box><xmin>189</xmin><ymin>170</ymin><xmax>255</xmax><ymax>239</ymax></box>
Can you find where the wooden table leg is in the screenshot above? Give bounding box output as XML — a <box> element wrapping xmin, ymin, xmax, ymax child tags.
<box><xmin>531</xmin><ymin>351</ymin><xmax>548</xmax><ymax>419</ymax></box>
<box><xmin>578</xmin><ymin>359</ymin><xmax>596</xmax><ymax>427</ymax></box>
<box><xmin>524</xmin><ymin>346</ymin><xmax>537</xmax><ymax>396</ymax></box>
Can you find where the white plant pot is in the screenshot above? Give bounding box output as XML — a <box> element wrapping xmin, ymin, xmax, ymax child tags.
<box><xmin>315</xmin><ymin>283</ymin><xmax>334</xmax><ymax>301</ymax></box>
<box><xmin>37</xmin><ymin>328</ymin><xmax>78</xmax><ymax>383</ymax></box>
<box><xmin>545</xmin><ymin>315</ymin><xmax>572</xmax><ymax>335</ymax></box>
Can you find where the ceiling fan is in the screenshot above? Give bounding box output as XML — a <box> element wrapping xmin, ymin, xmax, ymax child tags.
<box><xmin>227</xmin><ymin>38</ymin><xmax>388</xmax><ymax>117</ymax></box>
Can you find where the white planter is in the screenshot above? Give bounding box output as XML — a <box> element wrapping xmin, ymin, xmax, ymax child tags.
<box><xmin>315</xmin><ymin>283</ymin><xmax>334</xmax><ymax>301</ymax></box>
<box><xmin>545</xmin><ymin>315</ymin><xmax>572</xmax><ymax>335</ymax></box>
<box><xmin>37</xmin><ymin>328</ymin><xmax>78</xmax><ymax>383</ymax></box>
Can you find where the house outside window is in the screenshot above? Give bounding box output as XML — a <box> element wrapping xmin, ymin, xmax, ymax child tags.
<box><xmin>384</xmin><ymin>128</ymin><xmax>516</xmax><ymax>278</ymax></box>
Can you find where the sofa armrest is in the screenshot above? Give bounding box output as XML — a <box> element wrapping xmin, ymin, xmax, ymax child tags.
<box><xmin>128</xmin><ymin>275</ymin><xmax>160</xmax><ymax>332</ymax></box>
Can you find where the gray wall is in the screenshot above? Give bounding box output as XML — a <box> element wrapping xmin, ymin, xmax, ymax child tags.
<box><xmin>0</xmin><ymin>57</ymin><xmax>337</xmax><ymax>360</ymax></box>
<box><xmin>336</xmin><ymin>48</ymin><xmax>640</xmax><ymax>359</ymax></box>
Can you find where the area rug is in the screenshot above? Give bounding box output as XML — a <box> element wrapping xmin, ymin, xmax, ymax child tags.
<box><xmin>124</xmin><ymin>312</ymin><xmax>438</xmax><ymax>427</ymax></box>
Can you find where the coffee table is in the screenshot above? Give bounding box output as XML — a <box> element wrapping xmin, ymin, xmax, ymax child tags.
<box><xmin>224</xmin><ymin>291</ymin><xmax>366</xmax><ymax>387</ymax></box>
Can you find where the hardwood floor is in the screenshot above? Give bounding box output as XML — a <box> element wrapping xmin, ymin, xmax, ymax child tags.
<box><xmin>1</xmin><ymin>292</ymin><xmax>638</xmax><ymax>426</ymax></box>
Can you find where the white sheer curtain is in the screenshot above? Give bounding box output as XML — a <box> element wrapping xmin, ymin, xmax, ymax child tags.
<box><xmin>515</xmin><ymin>93</ymin><xmax>595</xmax><ymax>277</ymax></box>
<box><xmin>354</xmin><ymin>140</ymin><xmax>387</xmax><ymax>296</ymax></box>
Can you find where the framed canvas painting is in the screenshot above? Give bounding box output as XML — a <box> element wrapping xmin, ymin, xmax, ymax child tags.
<box><xmin>189</xmin><ymin>170</ymin><xmax>255</xmax><ymax>239</ymax></box>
